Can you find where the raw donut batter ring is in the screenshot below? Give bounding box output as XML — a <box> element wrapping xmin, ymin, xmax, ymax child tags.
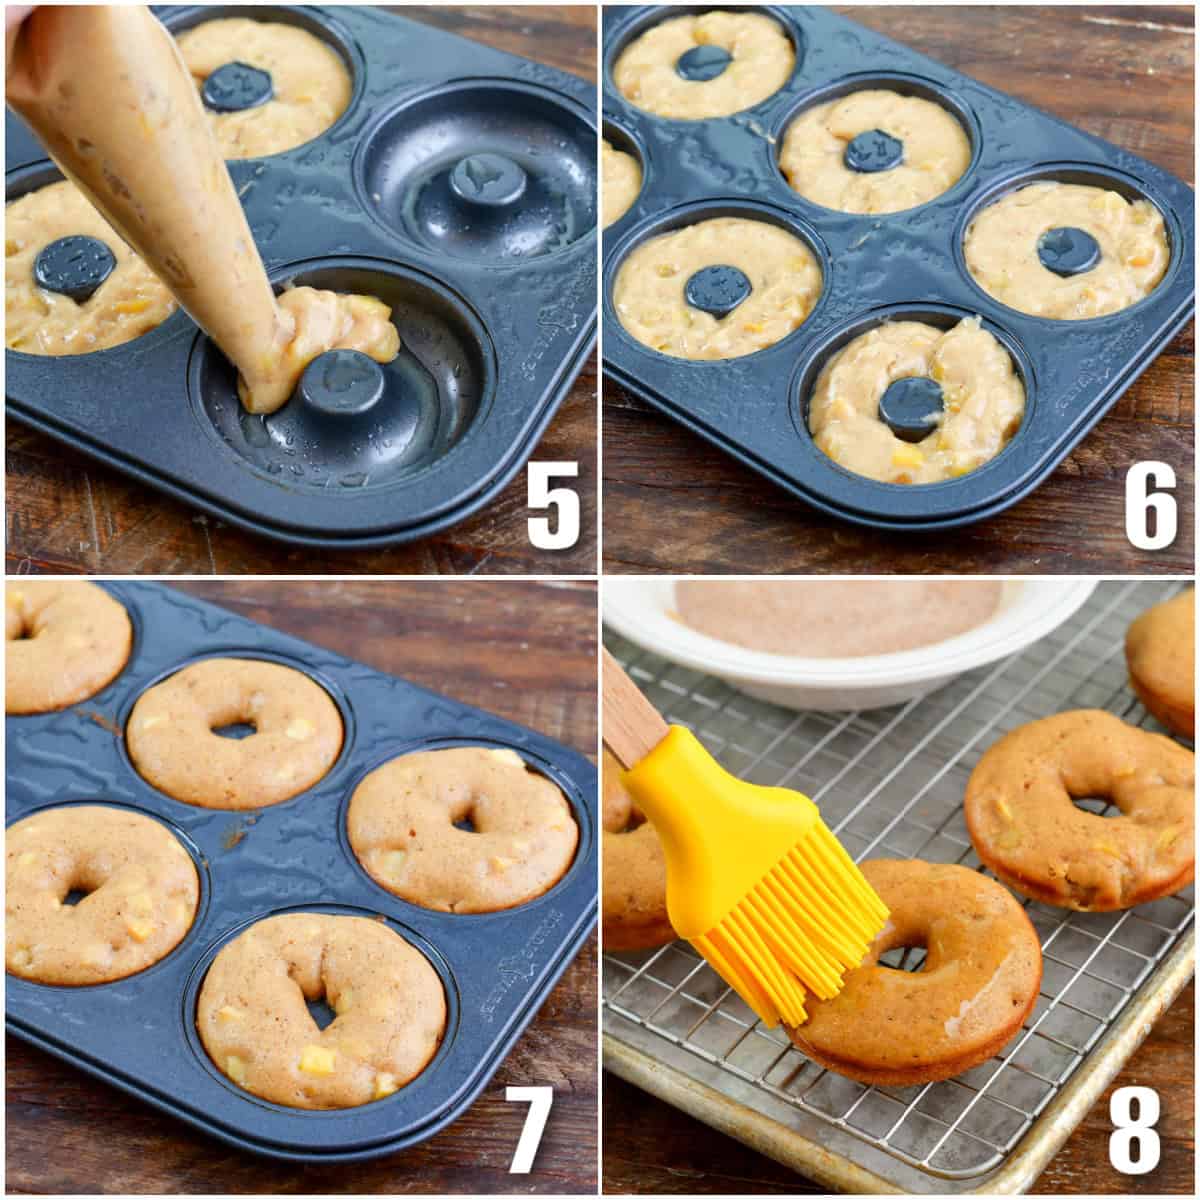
<box><xmin>603</xmin><ymin>138</ymin><xmax>642</xmax><ymax>228</ymax></box>
<box><xmin>347</xmin><ymin>746</ymin><xmax>579</xmax><ymax>913</ymax></box>
<box><xmin>7</xmin><ymin>805</ymin><xmax>199</xmax><ymax>985</ymax></box>
<box><xmin>789</xmin><ymin>859</ymin><xmax>1042</xmax><ymax>1086</ymax></box>
<box><xmin>612</xmin><ymin>11</ymin><xmax>794</xmax><ymax>121</ymax></box>
<box><xmin>807</xmin><ymin>317</ymin><xmax>1025</xmax><ymax>484</ymax></box>
<box><xmin>6</xmin><ymin>580</ymin><xmax>133</xmax><ymax>714</ymax></box>
<box><xmin>602</xmin><ymin>749</ymin><xmax>673</xmax><ymax>951</ymax></box>
<box><xmin>613</xmin><ymin>216</ymin><xmax>822</xmax><ymax>360</ymax></box>
<box><xmin>127</xmin><ymin>657</ymin><xmax>344</xmax><ymax>810</ymax></box>
<box><xmin>176</xmin><ymin>18</ymin><xmax>352</xmax><ymax>159</ymax></box>
<box><xmin>964</xmin><ymin>181</ymin><xmax>1169</xmax><ymax>319</ymax></box>
<box><xmin>6</xmin><ymin>180</ymin><xmax>178</xmax><ymax>356</ymax></box>
<box><xmin>197</xmin><ymin>912</ymin><xmax>446</xmax><ymax>1109</ymax></box>
<box><xmin>965</xmin><ymin>709</ymin><xmax>1194</xmax><ymax>911</ymax></box>
<box><xmin>780</xmin><ymin>89</ymin><xmax>971</xmax><ymax>214</ymax></box>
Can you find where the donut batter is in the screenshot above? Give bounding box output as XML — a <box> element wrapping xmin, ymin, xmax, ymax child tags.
<box><xmin>603</xmin><ymin>139</ymin><xmax>642</xmax><ymax>228</ymax></box>
<box><xmin>177</xmin><ymin>18</ymin><xmax>352</xmax><ymax>159</ymax></box>
<box><xmin>808</xmin><ymin>318</ymin><xmax>1025</xmax><ymax>484</ymax></box>
<box><xmin>674</xmin><ymin>580</ymin><xmax>1003</xmax><ymax>658</ymax></box>
<box><xmin>613</xmin><ymin>11</ymin><xmax>794</xmax><ymax>121</ymax></box>
<box><xmin>6</xmin><ymin>7</ymin><xmax>397</xmax><ymax>411</ymax></box>
<box><xmin>197</xmin><ymin>913</ymin><xmax>446</xmax><ymax>1109</ymax></box>
<box><xmin>964</xmin><ymin>181</ymin><xmax>1169</xmax><ymax>319</ymax></box>
<box><xmin>780</xmin><ymin>89</ymin><xmax>970</xmax><ymax>214</ymax></box>
<box><xmin>613</xmin><ymin>217</ymin><xmax>822</xmax><ymax>359</ymax></box>
<box><xmin>6</xmin><ymin>181</ymin><xmax>177</xmax><ymax>354</ymax></box>
<box><xmin>7</xmin><ymin>805</ymin><xmax>199</xmax><ymax>985</ymax></box>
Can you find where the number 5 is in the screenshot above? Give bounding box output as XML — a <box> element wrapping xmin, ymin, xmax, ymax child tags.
<box><xmin>507</xmin><ymin>1085</ymin><xmax>553</xmax><ymax>1174</ymax></box>
<box><xmin>527</xmin><ymin>462</ymin><xmax>581</xmax><ymax>551</ymax></box>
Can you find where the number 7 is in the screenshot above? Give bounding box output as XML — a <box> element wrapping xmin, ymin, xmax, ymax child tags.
<box><xmin>507</xmin><ymin>1085</ymin><xmax>553</xmax><ymax>1174</ymax></box>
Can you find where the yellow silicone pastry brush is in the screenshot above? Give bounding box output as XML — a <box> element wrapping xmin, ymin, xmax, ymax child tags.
<box><xmin>602</xmin><ymin>648</ymin><xmax>889</xmax><ymax>1028</ymax></box>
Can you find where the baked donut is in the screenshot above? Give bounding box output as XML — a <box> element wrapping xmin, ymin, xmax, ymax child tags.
<box><xmin>6</xmin><ymin>581</ymin><xmax>133</xmax><ymax>714</ymax></box>
<box><xmin>602</xmin><ymin>749</ymin><xmax>673</xmax><ymax>951</ymax></box>
<box><xmin>7</xmin><ymin>805</ymin><xmax>199</xmax><ymax>985</ymax></box>
<box><xmin>780</xmin><ymin>89</ymin><xmax>970</xmax><ymax>214</ymax></box>
<box><xmin>965</xmin><ymin>710</ymin><xmax>1194</xmax><ymax>911</ymax></box>
<box><xmin>603</xmin><ymin>139</ymin><xmax>642</xmax><ymax>228</ymax></box>
<box><xmin>347</xmin><ymin>746</ymin><xmax>579</xmax><ymax>913</ymax></box>
<box><xmin>964</xmin><ymin>182</ymin><xmax>1169</xmax><ymax>319</ymax></box>
<box><xmin>1126</xmin><ymin>590</ymin><xmax>1194</xmax><ymax>738</ymax></box>
<box><xmin>127</xmin><ymin>658</ymin><xmax>343</xmax><ymax>810</ymax></box>
<box><xmin>789</xmin><ymin>859</ymin><xmax>1042</xmax><ymax>1086</ymax></box>
<box><xmin>197</xmin><ymin>913</ymin><xmax>445</xmax><ymax>1109</ymax></box>
<box><xmin>176</xmin><ymin>19</ymin><xmax>351</xmax><ymax>159</ymax></box>
<box><xmin>613</xmin><ymin>11</ymin><xmax>794</xmax><ymax>121</ymax></box>
<box><xmin>613</xmin><ymin>217</ymin><xmax>822</xmax><ymax>360</ymax></box>
<box><xmin>6</xmin><ymin>180</ymin><xmax>177</xmax><ymax>356</ymax></box>
<box><xmin>808</xmin><ymin>317</ymin><xmax>1025</xmax><ymax>484</ymax></box>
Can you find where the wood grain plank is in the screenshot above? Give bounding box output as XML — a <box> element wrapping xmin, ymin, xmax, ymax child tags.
<box><xmin>602</xmin><ymin>6</ymin><xmax>1194</xmax><ymax>575</ymax></box>
<box><xmin>5</xmin><ymin>580</ymin><xmax>599</xmax><ymax>1194</ymax></box>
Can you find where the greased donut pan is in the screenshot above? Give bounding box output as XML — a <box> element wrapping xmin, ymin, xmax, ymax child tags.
<box><xmin>5</xmin><ymin>5</ymin><xmax>597</xmax><ymax>548</ymax></box>
<box><xmin>601</xmin><ymin>6</ymin><xmax>1196</xmax><ymax>530</ymax></box>
<box><xmin>4</xmin><ymin>582</ymin><xmax>598</xmax><ymax>1162</ymax></box>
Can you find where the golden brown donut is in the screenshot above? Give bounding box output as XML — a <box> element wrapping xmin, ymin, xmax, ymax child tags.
<box><xmin>197</xmin><ymin>913</ymin><xmax>445</xmax><ymax>1109</ymax></box>
<box><xmin>347</xmin><ymin>746</ymin><xmax>579</xmax><ymax>913</ymax></box>
<box><xmin>127</xmin><ymin>658</ymin><xmax>343</xmax><ymax>810</ymax></box>
<box><xmin>7</xmin><ymin>805</ymin><xmax>199</xmax><ymax>985</ymax></box>
<box><xmin>1126</xmin><ymin>590</ymin><xmax>1194</xmax><ymax>739</ymax></box>
<box><xmin>6</xmin><ymin>581</ymin><xmax>133</xmax><ymax>714</ymax></box>
<box><xmin>789</xmin><ymin>859</ymin><xmax>1042</xmax><ymax>1086</ymax></box>
<box><xmin>965</xmin><ymin>710</ymin><xmax>1194</xmax><ymax>911</ymax></box>
<box><xmin>602</xmin><ymin>749</ymin><xmax>673</xmax><ymax>951</ymax></box>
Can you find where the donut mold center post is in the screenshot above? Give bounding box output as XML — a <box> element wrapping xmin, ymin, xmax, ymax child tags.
<box><xmin>201</xmin><ymin>61</ymin><xmax>275</xmax><ymax>113</ymax></box>
<box><xmin>844</xmin><ymin>128</ymin><xmax>904</xmax><ymax>174</ymax></box>
<box><xmin>1037</xmin><ymin>226</ymin><xmax>1102</xmax><ymax>278</ymax></box>
<box><xmin>878</xmin><ymin>376</ymin><xmax>945</xmax><ymax>443</ymax></box>
<box><xmin>448</xmin><ymin>153</ymin><xmax>528</xmax><ymax>209</ymax></box>
<box><xmin>684</xmin><ymin>264</ymin><xmax>753</xmax><ymax>319</ymax></box>
<box><xmin>675</xmin><ymin>44</ymin><xmax>733</xmax><ymax>82</ymax></box>
<box><xmin>33</xmin><ymin>234</ymin><xmax>116</xmax><ymax>302</ymax></box>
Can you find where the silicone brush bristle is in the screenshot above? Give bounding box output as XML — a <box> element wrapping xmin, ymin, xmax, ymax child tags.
<box><xmin>696</xmin><ymin>823</ymin><xmax>888</xmax><ymax>1027</ymax></box>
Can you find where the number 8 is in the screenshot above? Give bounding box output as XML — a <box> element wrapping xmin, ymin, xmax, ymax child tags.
<box><xmin>1109</xmin><ymin>1085</ymin><xmax>1161</xmax><ymax>1175</ymax></box>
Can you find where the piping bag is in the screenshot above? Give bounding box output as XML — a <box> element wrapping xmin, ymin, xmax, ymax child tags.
<box><xmin>6</xmin><ymin>5</ymin><xmax>396</xmax><ymax>413</ymax></box>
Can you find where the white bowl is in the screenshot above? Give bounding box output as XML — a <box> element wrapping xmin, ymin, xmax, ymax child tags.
<box><xmin>603</xmin><ymin>578</ymin><xmax>1097</xmax><ymax>712</ymax></box>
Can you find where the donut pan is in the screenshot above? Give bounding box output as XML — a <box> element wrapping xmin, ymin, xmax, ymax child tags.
<box><xmin>5</xmin><ymin>5</ymin><xmax>597</xmax><ymax>548</ymax></box>
<box><xmin>601</xmin><ymin>6</ymin><xmax>1196</xmax><ymax>530</ymax></box>
<box><xmin>5</xmin><ymin>582</ymin><xmax>598</xmax><ymax>1162</ymax></box>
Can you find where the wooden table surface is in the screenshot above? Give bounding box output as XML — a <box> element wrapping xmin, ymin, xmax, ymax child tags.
<box><xmin>4</xmin><ymin>6</ymin><xmax>597</xmax><ymax>577</ymax></box>
<box><xmin>602</xmin><ymin>6</ymin><xmax>1195</xmax><ymax>575</ymax></box>
<box><xmin>6</xmin><ymin>579</ymin><xmax>599</xmax><ymax>1195</ymax></box>
<box><xmin>603</xmin><ymin>980</ymin><xmax>1194</xmax><ymax>1194</ymax></box>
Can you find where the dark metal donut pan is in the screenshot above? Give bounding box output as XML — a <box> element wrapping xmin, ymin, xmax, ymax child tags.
<box><xmin>601</xmin><ymin>5</ymin><xmax>1195</xmax><ymax>530</ymax></box>
<box><xmin>5</xmin><ymin>5</ymin><xmax>597</xmax><ymax>548</ymax></box>
<box><xmin>5</xmin><ymin>582</ymin><xmax>598</xmax><ymax>1161</ymax></box>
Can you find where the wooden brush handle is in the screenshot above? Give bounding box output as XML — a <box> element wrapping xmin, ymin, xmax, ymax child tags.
<box><xmin>602</xmin><ymin>647</ymin><xmax>670</xmax><ymax>769</ymax></box>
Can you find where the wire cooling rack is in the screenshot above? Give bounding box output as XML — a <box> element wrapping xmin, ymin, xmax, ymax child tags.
<box><xmin>602</xmin><ymin>579</ymin><xmax>1194</xmax><ymax>1194</ymax></box>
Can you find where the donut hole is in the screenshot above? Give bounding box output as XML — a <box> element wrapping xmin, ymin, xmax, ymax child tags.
<box><xmin>306</xmin><ymin>996</ymin><xmax>337</xmax><ymax>1031</ymax></box>
<box><xmin>213</xmin><ymin>720</ymin><xmax>256</xmax><ymax>741</ymax></box>
<box><xmin>453</xmin><ymin>815</ymin><xmax>477</xmax><ymax>834</ymax></box>
<box><xmin>1071</xmin><ymin>794</ymin><xmax>1117</xmax><ymax>817</ymax></box>
<box><xmin>62</xmin><ymin>888</ymin><xmax>89</xmax><ymax>907</ymax></box>
<box><xmin>878</xmin><ymin>943</ymin><xmax>927</xmax><ymax>972</ymax></box>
